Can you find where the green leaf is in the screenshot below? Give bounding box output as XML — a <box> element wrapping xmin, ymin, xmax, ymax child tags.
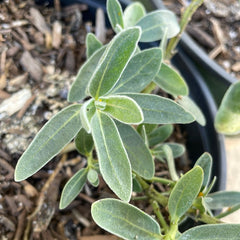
<box><xmin>88</xmin><ymin>27</ymin><xmax>140</xmax><ymax>99</ymax></box>
<box><xmin>154</xmin><ymin>63</ymin><xmax>188</xmax><ymax>96</ymax></box>
<box><xmin>68</xmin><ymin>46</ymin><xmax>106</xmax><ymax>102</ymax></box>
<box><xmin>110</xmin><ymin>48</ymin><xmax>162</xmax><ymax>94</ymax></box>
<box><xmin>136</xmin><ymin>10</ymin><xmax>180</xmax><ymax>42</ymax></box>
<box><xmin>86</xmin><ymin>33</ymin><xmax>102</xmax><ymax>59</ymax></box>
<box><xmin>123</xmin><ymin>2</ymin><xmax>146</xmax><ymax>28</ymax></box>
<box><xmin>91</xmin><ymin>199</ymin><xmax>161</xmax><ymax>240</ymax></box>
<box><xmin>59</xmin><ymin>168</ymin><xmax>88</xmax><ymax>209</ymax></box>
<box><xmin>91</xmin><ymin>111</ymin><xmax>132</xmax><ymax>202</ymax></box>
<box><xmin>148</xmin><ymin>124</ymin><xmax>173</xmax><ymax>147</ymax></box>
<box><xmin>178</xmin><ymin>224</ymin><xmax>240</xmax><ymax>240</ymax></box>
<box><xmin>87</xmin><ymin>169</ymin><xmax>99</xmax><ymax>187</ymax></box>
<box><xmin>97</xmin><ymin>95</ymin><xmax>143</xmax><ymax>124</ymax></box>
<box><xmin>133</xmin><ymin>177</ymin><xmax>143</xmax><ymax>193</ymax></box>
<box><xmin>168</xmin><ymin>166</ymin><xmax>203</xmax><ymax>222</ymax></box>
<box><xmin>15</xmin><ymin>104</ymin><xmax>82</xmax><ymax>181</ymax></box>
<box><xmin>177</xmin><ymin>96</ymin><xmax>206</xmax><ymax>126</ymax></box>
<box><xmin>75</xmin><ymin>128</ymin><xmax>94</xmax><ymax>156</ymax></box>
<box><xmin>116</xmin><ymin>121</ymin><xmax>154</xmax><ymax>179</ymax></box>
<box><xmin>215</xmin><ymin>82</ymin><xmax>240</xmax><ymax>135</ymax></box>
<box><xmin>80</xmin><ymin>99</ymin><xmax>96</xmax><ymax>133</ymax></box>
<box><xmin>107</xmin><ymin>0</ymin><xmax>124</xmax><ymax>32</ymax></box>
<box><xmin>123</xmin><ymin>93</ymin><xmax>195</xmax><ymax>124</ymax></box>
<box><xmin>207</xmin><ymin>191</ymin><xmax>240</xmax><ymax>210</ymax></box>
<box><xmin>194</xmin><ymin>153</ymin><xmax>212</xmax><ymax>190</ymax></box>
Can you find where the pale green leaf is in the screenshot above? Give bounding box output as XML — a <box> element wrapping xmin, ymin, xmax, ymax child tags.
<box><xmin>194</xmin><ymin>152</ymin><xmax>212</xmax><ymax>190</ymax></box>
<box><xmin>159</xmin><ymin>28</ymin><xmax>168</xmax><ymax>58</ymax></box>
<box><xmin>178</xmin><ymin>224</ymin><xmax>240</xmax><ymax>240</ymax></box>
<box><xmin>123</xmin><ymin>2</ymin><xmax>146</xmax><ymax>28</ymax></box>
<box><xmin>59</xmin><ymin>168</ymin><xmax>88</xmax><ymax>209</ymax></box>
<box><xmin>133</xmin><ymin>177</ymin><xmax>143</xmax><ymax>193</ymax></box>
<box><xmin>80</xmin><ymin>99</ymin><xmax>96</xmax><ymax>133</ymax></box>
<box><xmin>91</xmin><ymin>111</ymin><xmax>132</xmax><ymax>202</ymax></box>
<box><xmin>148</xmin><ymin>124</ymin><xmax>173</xmax><ymax>147</ymax></box>
<box><xmin>107</xmin><ymin>0</ymin><xmax>124</xmax><ymax>32</ymax></box>
<box><xmin>110</xmin><ymin>48</ymin><xmax>162</xmax><ymax>94</ymax></box>
<box><xmin>86</xmin><ymin>33</ymin><xmax>102</xmax><ymax>58</ymax></box>
<box><xmin>97</xmin><ymin>95</ymin><xmax>143</xmax><ymax>124</ymax></box>
<box><xmin>168</xmin><ymin>166</ymin><xmax>203</xmax><ymax>222</ymax></box>
<box><xmin>116</xmin><ymin>121</ymin><xmax>154</xmax><ymax>179</ymax></box>
<box><xmin>75</xmin><ymin>128</ymin><xmax>94</xmax><ymax>156</ymax></box>
<box><xmin>154</xmin><ymin>63</ymin><xmax>188</xmax><ymax>96</ymax></box>
<box><xmin>68</xmin><ymin>46</ymin><xmax>106</xmax><ymax>102</ymax></box>
<box><xmin>15</xmin><ymin>104</ymin><xmax>82</xmax><ymax>181</ymax></box>
<box><xmin>215</xmin><ymin>82</ymin><xmax>240</xmax><ymax>135</ymax></box>
<box><xmin>136</xmin><ymin>10</ymin><xmax>180</xmax><ymax>42</ymax></box>
<box><xmin>122</xmin><ymin>93</ymin><xmax>195</xmax><ymax>124</ymax></box>
<box><xmin>87</xmin><ymin>169</ymin><xmax>99</xmax><ymax>187</ymax></box>
<box><xmin>91</xmin><ymin>199</ymin><xmax>161</xmax><ymax>240</ymax></box>
<box><xmin>88</xmin><ymin>27</ymin><xmax>140</xmax><ymax>99</ymax></box>
<box><xmin>207</xmin><ymin>191</ymin><xmax>240</xmax><ymax>210</ymax></box>
<box><xmin>177</xmin><ymin>96</ymin><xmax>206</xmax><ymax>126</ymax></box>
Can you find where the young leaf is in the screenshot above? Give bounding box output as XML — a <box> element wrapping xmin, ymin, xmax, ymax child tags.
<box><xmin>215</xmin><ymin>81</ymin><xmax>240</xmax><ymax>135</ymax></box>
<box><xmin>75</xmin><ymin>128</ymin><xmax>94</xmax><ymax>156</ymax></box>
<box><xmin>91</xmin><ymin>111</ymin><xmax>132</xmax><ymax>202</ymax></box>
<box><xmin>68</xmin><ymin>46</ymin><xmax>106</xmax><ymax>102</ymax></box>
<box><xmin>86</xmin><ymin>33</ymin><xmax>102</xmax><ymax>59</ymax></box>
<box><xmin>178</xmin><ymin>224</ymin><xmax>240</xmax><ymax>240</ymax></box>
<box><xmin>107</xmin><ymin>0</ymin><xmax>124</xmax><ymax>32</ymax></box>
<box><xmin>88</xmin><ymin>27</ymin><xmax>141</xmax><ymax>99</ymax></box>
<box><xmin>87</xmin><ymin>169</ymin><xmax>99</xmax><ymax>187</ymax></box>
<box><xmin>15</xmin><ymin>104</ymin><xmax>82</xmax><ymax>181</ymax></box>
<box><xmin>148</xmin><ymin>124</ymin><xmax>173</xmax><ymax>147</ymax></box>
<box><xmin>194</xmin><ymin>152</ymin><xmax>212</xmax><ymax>190</ymax></box>
<box><xmin>168</xmin><ymin>166</ymin><xmax>203</xmax><ymax>222</ymax></box>
<box><xmin>123</xmin><ymin>93</ymin><xmax>195</xmax><ymax>124</ymax></box>
<box><xmin>110</xmin><ymin>48</ymin><xmax>162</xmax><ymax>94</ymax></box>
<box><xmin>177</xmin><ymin>96</ymin><xmax>206</xmax><ymax>126</ymax></box>
<box><xmin>91</xmin><ymin>199</ymin><xmax>161</xmax><ymax>240</ymax></box>
<box><xmin>97</xmin><ymin>95</ymin><xmax>143</xmax><ymax>124</ymax></box>
<box><xmin>59</xmin><ymin>168</ymin><xmax>88</xmax><ymax>209</ymax></box>
<box><xmin>154</xmin><ymin>63</ymin><xmax>188</xmax><ymax>96</ymax></box>
<box><xmin>136</xmin><ymin>10</ymin><xmax>180</xmax><ymax>42</ymax></box>
<box><xmin>116</xmin><ymin>121</ymin><xmax>154</xmax><ymax>179</ymax></box>
<box><xmin>207</xmin><ymin>191</ymin><xmax>240</xmax><ymax>210</ymax></box>
<box><xmin>133</xmin><ymin>177</ymin><xmax>143</xmax><ymax>193</ymax></box>
<box><xmin>123</xmin><ymin>2</ymin><xmax>146</xmax><ymax>28</ymax></box>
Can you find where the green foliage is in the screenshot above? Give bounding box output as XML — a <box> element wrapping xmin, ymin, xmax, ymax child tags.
<box><xmin>86</xmin><ymin>33</ymin><xmax>102</xmax><ymax>59</ymax></box>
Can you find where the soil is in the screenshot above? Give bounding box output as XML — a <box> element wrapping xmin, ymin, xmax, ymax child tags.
<box><xmin>0</xmin><ymin>0</ymin><xmax>236</xmax><ymax>239</ymax></box>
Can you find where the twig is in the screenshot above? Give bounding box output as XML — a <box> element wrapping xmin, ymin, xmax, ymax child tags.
<box><xmin>17</xmin><ymin>95</ymin><xmax>36</xmax><ymax>119</ymax></box>
<box><xmin>14</xmin><ymin>210</ymin><xmax>27</xmax><ymax>240</ymax></box>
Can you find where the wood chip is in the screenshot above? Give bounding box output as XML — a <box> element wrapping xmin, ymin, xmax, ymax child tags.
<box><xmin>95</xmin><ymin>8</ymin><xmax>106</xmax><ymax>43</ymax></box>
<box><xmin>232</xmin><ymin>62</ymin><xmax>240</xmax><ymax>72</ymax></box>
<box><xmin>52</xmin><ymin>21</ymin><xmax>62</xmax><ymax>49</ymax></box>
<box><xmin>17</xmin><ymin>94</ymin><xmax>36</xmax><ymax>119</ymax></box>
<box><xmin>9</xmin><ymin>73</ymin><xmax>28</xmax><ymax>88</ymax></box>
<box><xmin>80</xmin><ymin>235</ymin><xmax>118</xmax><ymax>240</ymax></box>
<box><xmin>20</xmin><ymin>51</ymin><xmax>43</xmax><ymax>81</ymax></box>
<box><xmin>0</xmin><ymin>48</ymin><xmax>7</xmax><ymax>89</ymax></box>
<box><xmin>0</xmin><ymin>89</ymin><xmax>10</xmax><ymax>99</ymax></box>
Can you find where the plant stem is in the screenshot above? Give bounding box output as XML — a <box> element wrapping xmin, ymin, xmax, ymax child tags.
<box><xmin>165</xmin><ymin>0</ymin><xmax>204</xmax><ymax>60</ymax></box>
<box><xmin>131</xmin><ymin>196</ymin><xmax>149</xmax><ymax>201</ymax></box>
<box><xmin>164</xmin><ymin>222</ymin><xmax>178</xmax><ymax>240</ymax></box>
<box><xmin>189</xmin><ymin>212</ymin><xmax>223</xmax><ymax>224</ymax></box>
<box><xmin>149</xmin><ymin>177</ymin><xmax>175</xmax><ymax>187</ymax></box>
<box><xmin>150</xmin><ymin>200</ymin><xmax>169</xmax><ymax>234</ymax></box>
<box><xmin>215</xmin><ymin>204</ymin><xmax>240</xmax><ymax>219</ymax></box>
<box><xmin>142</xmin><ymin>81</ymin><xmax>157</xmax><ymax>94</ymax></box>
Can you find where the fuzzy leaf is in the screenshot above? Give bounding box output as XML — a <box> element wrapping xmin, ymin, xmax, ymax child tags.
<box><xmin>86</xmin><ymin>33</ymin><xmax>103</xmax><ymax>58</ymax></box>
<box><xmin>107</xmin><ymin>0</ymin><xmax>124</xmax><ymax>32</ymax></box>
<box><xmin>15</xmin><ymin>104</ymin><xmax>82</xmax><ymax>181</ymax></box>
<box><xmin>154</xmin><ymin>63</ymin><xmax>188</xmax><ymax>96</ymax></box>
<box><xmin>123</xmin><ymin>93</ymin><xmax>195</xmax><ymax>124</ymax></box>
<box><xmin>194</xmin><ymin>153</ymin><xmax>212</xmax><ymax>190</ymax></box>
<box><xmin>87</xmin><ymin>169</ymin><xmax>99</xmax><ymax>187</ymax></box>
<box><xmin>110</xmin><ymin>48</ymin><xmax>162</xmax><ymax>94</ymax></box>
<box><xmin>177</xmin><ymin>96</ymin><xmax>206</xmax><ymax>126</ymax></box>
<box><xmin>68</xmin><ymin>46</ymin><xmax>106</xmax><ymax>102</ymax></box>
<box><xmin>136</xmin><ymin>10</ymin><xmax>180</xmax><ymax>42</ymax></box>
<box><xmin>215</xmin><ymin>82</ymin><xmax>240</xmax><ymax>135</ymax></box>
<box><xmin>75</xmin><ymin>128</ymin><xmax>94</xmax><ymax>156</ymax></box>
<box><xmin>116</xmin><ymin>121</ymin><xmax>154</xmax><ymax>179</ymax></box>
<box><xmin>168</xmin><ymin>166</ymin><xmax>203</xmax><ymax>222</ymax></box>
<box><xmin>148</xmin><ymin>124</ymin><xmax>173</xmax><ymax>147</ymax></box>
<box><xmin>123</xmin><ymin>2</ymin><xmax>146</xmax><ymax>28</ymax></box>
<box><xmin>97</xmin><ymin>95</ymin><xmax>143</xmax><ymax>124</ymax></box>
<box><xmin>91</xmin><ymin>111</ymin><xmax>132</xmax><ymax>202</ymax></box>
<box><xmin>91</xmin><ymin>199</ymin><xmax>161</xmax><ymax>240</ymax></box>
<box><xmin>207</xmin><ymin>191</ymin><xmax>240</xmax><ymax>210</ymax></box>
<box><xmin>178</xmin><ymin>224</ymin><xmax>240</xmax><ymax>240</ymax></box>
<box><xmin>88</xmin><ymin>27</ymin><xmax>140</xmax><ymax>99</ymax></box>
<box><xmin>59</xmin><ymin>168</ymin><xmax>88</xmax><ymax>209</ymax></box>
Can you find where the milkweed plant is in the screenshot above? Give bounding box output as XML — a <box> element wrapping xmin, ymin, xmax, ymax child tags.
<box><xmin>15</xmin><ymin>0</ymin><xmax>240</xmax><ymax>239</ymax></box>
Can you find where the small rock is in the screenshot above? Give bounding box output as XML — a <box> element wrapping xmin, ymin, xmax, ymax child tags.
<box><xmin>232</xmin><ymin>62</ymin><xmax>240</xmax><ymax>72</ymax></box>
